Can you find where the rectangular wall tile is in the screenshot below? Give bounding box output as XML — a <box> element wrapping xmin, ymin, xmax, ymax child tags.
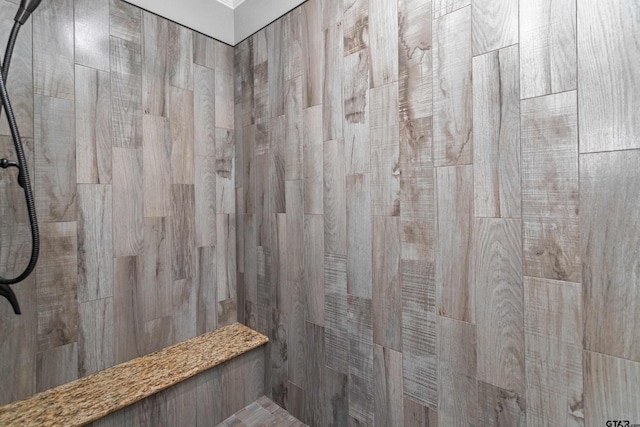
<box><xmin>172</xmin><ymin>277</ymin><xmax>197</xmax><ymax>343</ymax></box>
<box><xmin>142</xmin><ymin>12</ymin><xmax>168</xmax><ymax>118</ymax></box>
<box><xmin>438</xmin><ymin>316</ymin><xmax>477</xmax><ymax>426</ymax></box>
<box><xmin>171</xmin><ymin>185</ymin><xmax>196</xmax><ymax>280</ymax></box>
<box><xmin>267</xmin><ymin>20</ymin><xmax>285</xmax><ymax>118</ymax></box>
<box><xmin>269</xmin><ymin>116</ymin><xmax>285</xmax><ymax>214</ymax></box>
<box><xmin>473</xmin><ymin>218</ymin><xmax>524</xmax><ymax>395</ymax></box>
<box><xmin>398</xmin><ymin>0</ymin><xmax>432</xmax><ymax>122</ymax></box>
<box><xmin>433</xmin><ymin>6</ymin><xmax>472</xmax><ymax>166</ymax></box>
<box><xmin>113</xmin><ymin>147</ymin><xmax>144</xmax><ymax>257</ymax></box>
<box><xmin>77</xmin><ymin>184</ymin><xmax>113</xmax><ymax>302</ymax></box>
<box><xmin>110</xmin><ymin>36</ymin><xmax>142</xmax><ymax>148</ymax></box>
<box><xmin>35</xmin><ymin>95</ymin><xmax>76</xmax><ymax>222</ymax></box>
<box><xmin>436</xmin><ymin>165</ymin><xmax>474</xmax><ymax>322</ymax></box>
<box><xmin>193</xmin><ymin>64</ymin><xmax>215</xmax><ymax>157</ymax></box>
<box><xmin>400</xmin><ymin>118</ymin><xmax>434</xmax><ymax>221</ymax></box>
<box><xmin>33</xmin><ymin>0</ymin><xmax>74</xmax><ymax>99</ymax></box>
<box><xmin>521</xmin><ymin>91</ymin><xmax>579</xmax><ymax>283</ymax></box>
<box><xmin>348</xmin><ymin>295</ymin><xmax>374</xmax><ymax>426</ymax></box>
<box><xmin>372</xmin><ymin>216</ymin><xmax>402</xmax><ymax>352</ymax></box>
<box><xmin>323</xmin><ymin>139</ymin><xmax>347</xmax><ymax>255</ymax></box>
<box><xmin>76</xmin><ymin>65</ymin><xmax>112</xmax><ymax>184</ymax></box>
<box><xmin>582</xmin><ymin>150</ymin><xmax>640</xmax><ymax>361</ymax></box>
<box><xmin>196</xmin><ymin>246</ymin><xmax>216</xmax><ymax>335</ymax></box>
<box><xmin>285</xmin><ymin>77</ymin><xmax>303</xmax><ymax>180</ymax></box>
<box><xmin>286</xmin><ymin>180</ymin><xmax>304</xmax><ymax>283</ymax></box>
<box><xmin>303</xmin><ymin>321</ymin><xmax>326</xmax><ymax>426</ymax></box>
<box><xmin>216</xmin><ymin>214</ymin><xmax>236</xmax><ymax>304</ymax></box>
<box><xmin>304</xmin><ymin>215</ymin><xmax>324</xmax><ymax>326</ymax></box>
<box><xmin>346</xmin><ymin>173</ymin><xmax>372</xmax><ymax>298</ymax></box>
<box><xmin>584</xmin><ymin>352</ymin><xmax>640</xmax><ymax>427</ymax></box>
<box><xmin>143</xmin><ymin>114</ymin><xmax>171</xmax><ymax>217</ymax></box>
<box><xmin>286</xmin><ymin>280</ymin><xmax>307</xmax><ymax>389</ymax></box>
<box><xmin>369</xmin><ymin>0</ymin><xmax>398</xmax><ymax>87</ymax></box>
<box><xmin>215</xmin><ymin>68</ymin><xmax>234</xmax><ymax>130</ymax></box>
<box><xmin>323</xmin><ymin>23</ymin><xmax>343</xmax><ymax>142</ymax></box>
<box><xmin>303</xmin><ymin>106</ymin><xmax>323</xmax><ymax>214</ymax></box>
<box><xmin>301</xmin><ymin>0</ymin><xmax>323</xmax><ymax>108</ymax></box>
<box><xmin>36</xmin><ymin>343</ymin><xmax>78</xmax><ymax>393</ymax></box>
<box><xmin>78</xmin><ymin>298</ymin><xmax>114</xmax><ymax>376</ymax></box>
<box><xmin>139</xmin><ymin>217</ymin><xmax>172</xmax><ymax>322</ymax></box>
<box><xmin>74</xmin><ymin>0</ymin><xmax>109</xmax><ymax>71</ymax></box>
<box><xmin>170</xmin><ymin>86</ymin><xmax>195</xmax><ymax>184</ymax></box>
<box><xmin>36</xmin><ymin>222</ymin><xmax>78</xmax><ymax>352</ymax></box>
<box><xmin>471</xmin><ymin>0</ymin><xmax>518</xmax><ymax>55</ymax></box>
<box><xmin>473</xmin><ymin>46</ymin><xmax>521</xmax><ymax>218</ymax></box>
<box><xmin>374</xmin><ymin>345</ymin><xmax>404</xmax><ymax>427</ymax></box>
<box><xmin>402</xmin><ymin>260</ymin><xmax>437</xmax><ymax>408</ymax></box>
<box><xmin>520</xmin><ymin>0</ymin><xmax>576</xmax><ymax>99</ymax></box>
<box><xmin>343</xmin><ymin>49</ymin><xmax>370</xmax><ymax>175</ymax></box>
<box><xmin>370</xmin><ymin>82</ymin><xmax>401</xmax><ymax>216</ymax></box>
<box><xmin>216</xmin><ymin>127</ymin><xmax>235</xmax><ymax>214</ymax></box>
<box><xmin>524</xmin><ymin>276</ymin><xmax>583</xmax><ymax>426</ymax></box>
<box><xmin>167</xmin><ymin>22</ymin><xmax>193</xmax><ymax>90</ymax></box>
<box><xmin>325</xmin><ymin>255</ymin><xmax>348</xmax><ymax>374</ymax></box>
<box><xmin>578</xmin><ymin>0</ymin><xmax>640</xmax><ymax>153</ymax></box>
<box><xmin>109</xmin><ymin>0</ymin><xmax>141</xmax><ymax>43</ymax></box>
<box><xmin>114</xmin><ymin>256</ymin><xmax>143</xmax><ymax>364</ymax></box>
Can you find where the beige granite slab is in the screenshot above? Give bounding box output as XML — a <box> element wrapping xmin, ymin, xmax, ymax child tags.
<box><xmin>0</xmin><ymin>323</ymin><xmax>268</xmax><ymax>427</ymax></box>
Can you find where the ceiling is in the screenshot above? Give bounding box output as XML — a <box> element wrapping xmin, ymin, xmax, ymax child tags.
<box><xmin>124</xmin><ymin>0</ymin><xmax>306</xmax><ymax>46</ymax></box>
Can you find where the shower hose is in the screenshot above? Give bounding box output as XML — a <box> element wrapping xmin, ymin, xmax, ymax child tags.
<box><xmin>0</xmin><ymin>18</ymin><xmax>39</xmax><ymax>315</ymax></box>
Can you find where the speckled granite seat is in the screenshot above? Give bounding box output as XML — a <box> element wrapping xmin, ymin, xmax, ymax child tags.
<box><xmin>0</xmin><ymin>323</ymin><xmax>268</xmax><ymax>427</ymax></box>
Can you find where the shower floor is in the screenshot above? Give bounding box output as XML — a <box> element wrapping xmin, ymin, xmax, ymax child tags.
<box><xmin>217</xmin><ymin>396</ymin><xmax>307</xmax><ymax>427</ymax></box>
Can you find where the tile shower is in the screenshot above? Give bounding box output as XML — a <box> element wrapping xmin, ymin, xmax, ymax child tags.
<box><xmin>0</xmin><ymin>0</ymin><xmax>639</xmax><ymax>426</ymax></box>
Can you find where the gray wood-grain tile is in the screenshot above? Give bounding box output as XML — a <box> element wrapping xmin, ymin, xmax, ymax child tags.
<box><xmin>433</xmin><ymin>5</ymin><xmax>472</xmax><ymax>166</ymax></box>
<box><xmin>369</xmin><ymin>0</ymin><xmax>398</xmax><ymax>87</ymax></box>
<box><xmin>374</xmin><ymin>344</ymin><xmax>404</xmax><ymax>426</ymax></box>
<box><xmin>110</xmin><ymin>36</ymin><xmax>143</xmax><ymax>149</ymax></box>
<box><xmin>75</xmin><ymin>0</ymin><xmax>109</xmax><ymax>71</ymax></box>
<box><xmin>346</xmin><ymin>173</ymin><xmax>372</xmax><ymax>299</ymax></box>
<box><xmin>78</xmin><ymin>298</ymin><xmax>114</xmax><ymax>376</ymax></box>
<box><xmin>36</xmin><ymin>342</ymin><xmax>78</xmax><ymax>393</ymax></box>
<box><xmin>323</xmin><ymin>23</ymin><xmax>343</xmax><ymax>142</ymax></box>
<box><xmin>520</xmin><ymin>0</ymin><xmax>576</xmax><ymax>99</ymax></box>
<box><xmin>438</xmin><ymin>316</ymin><xmax>477</xmax><ymax>426</ymax></box>
<box><xmin>343</xmin><ymin>0</ymin><xmax>368</xmax><ymax>56</ymax></box>
<box><xmin>524</xmin><ymin>276</ymin><xmax>583</xmax><ymax>426</ymax></box>
<box><xmin>36</xmin><ymin>221</ymin><xmax>78</xmax><ymax>352</ymax></box>
<box><xmin>143</xmin><ymin>114</ymin><xmax>171</xmax><ymax>218</ymax></box>
<box><xmin>33</xmin><ymin>0</ymin><xmax>74</xmax><ymax>100</ymax></box>
<box><xmin>370</xmin><ymin>82</ymin><xmax>400</xmax><ymax>216</ymax></box>
<box><xmin>169</xmin><ymin>86</ymin><xmax>195</xmax><ymax>184</ymax></box>
<box><xmin>77</xmin><ymin>184</ymin><xmax>113</xmax><ymax>302</ymax></box>
<box><xmin>478</xmin><ymin>381</ymin><xmax>525</xmax><ymax>427</ymax></box>
<box><xmin>521</xmin><ymin>91</ymin><xmax>580</xmax><ymax>283</ymax></box>
<box><xmin>582</xmin><ymin>150</ymin><xmax>640</xmax><ymax>362</ymax></box>
<box><xmin>167</xmin><ymin>22</ymin><xmax>193</xmax><ymax>90</ymax></box>
<box><xmin>372</xmin><ymin>215</ymin><xmax>402</xmax><ymax>352</ymax></box>
<box><xmin>109</xmin><ymin>0</ymin><xmax>141</xmax><ymax>44</ymax></box>
<box><xmin>473</xmin><ymin>218</ymin><xmax>524</xmax><ymax>396</ymax></box>
<box><xmin>76</xmin><ymin>65</ymin><xmax>112</xmax><ymax>185</ymax></box>
<box><xmin>112</xmin><ymin>147</ymin><xmax>143</xmax><ymax>257</ymax></box>
<box><xmin>301</xmin><ymin>0</ymin><xmax>323</xmax><ymax>108</ymax></box>
<box><xmin>114</xmin><ymin>256</ymin><xmax>143</xmax><ymax>364</ymax></box>
<box><xmin>435</xmin><ymin>165</ymin><xmax>474</xmax><ymax>323</ymax></box>
<box><xmin>343</xmin><ymin>49</ymin><xmax>370</xmax><ymax>175</ymax></box>
<box><xmin>472</xmin><ymin>46</ymin><xmax>520</xmax><ymax>218</ymax></box>
<box><xmin>323</xmin><ymin>139</ymin><xmax>347</xmax><ymax>255</ymax></box>
<box><xmin>142</xmin><ymin>11</ymin><xmax>168</xmax><ymax>117</ymax></box>
<box><xmin>303</xmin><ymin>106</ymin><xmax>324</xmax><ymax>214</ymax></box>
<box><xmin>471</xmin><ymin>0</ymin><xmax>517</xmax><ymax>56</ymax></box>
<box><xmin>578</xmin><ymin>0</ymin><xmax>640</xmax><ymax>153</ymax></box>
<box><xmin>171</xmin><ymin>184</ymin><xmax>195</xmax><ymax>280</ymax></box>
<box><xmin>35</xmin><ymin>95</ymin><xmax>76</xmax><ymax>222</ymax></box>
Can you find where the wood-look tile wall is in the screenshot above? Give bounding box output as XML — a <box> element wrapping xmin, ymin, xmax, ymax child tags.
<box><xmin>0</xmin><ymin>0</ymin><xmax>235</xmax><ymax>406</ymax></box>
<box><xmin>236</xmin><ymin>0</ymin><xmax>640</xmax><ymax>425</ymax></box>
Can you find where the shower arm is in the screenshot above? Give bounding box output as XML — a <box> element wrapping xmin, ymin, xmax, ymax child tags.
<box><xmin>0</xmin><ymin>2</ymin><xmax>42</xmax><ymax>314</ymax></box>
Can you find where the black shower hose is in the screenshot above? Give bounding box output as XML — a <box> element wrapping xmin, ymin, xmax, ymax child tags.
<box><xmin>0</xmin><ymin>21</ymin><xmax>39</xmax><ymax>314</ymax></box>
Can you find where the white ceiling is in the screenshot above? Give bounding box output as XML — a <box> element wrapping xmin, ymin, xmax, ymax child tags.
<box><xmin>124</xmin><ymin>0</ymin><xmax>306</xmax><ymax>46</ymax></box>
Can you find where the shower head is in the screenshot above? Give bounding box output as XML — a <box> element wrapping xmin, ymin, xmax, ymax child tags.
<box><xmin>14</xmin><ymin>0</ymin><xmax>43</xmax><ymax>25</ymax></box>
